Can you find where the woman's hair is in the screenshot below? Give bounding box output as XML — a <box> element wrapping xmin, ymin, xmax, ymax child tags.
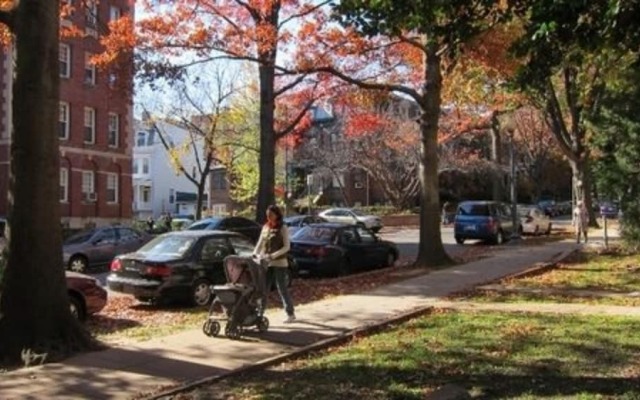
<box><xmin>266</xmin><ymin>204</ymin><xmax>284</xmax><ymax>228</ymax></box>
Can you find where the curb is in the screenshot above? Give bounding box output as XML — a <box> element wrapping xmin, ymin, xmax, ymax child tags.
<box><xmin>146</xmin><ymin>305</ymin><xmax>436</xmax><ymax>400</ymax></box>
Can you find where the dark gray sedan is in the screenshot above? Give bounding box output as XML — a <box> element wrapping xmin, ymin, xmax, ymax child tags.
<box><xmin>63</xmin><ymin>226</ymin><xmax>152</xmax><ymax>273</ymax></box>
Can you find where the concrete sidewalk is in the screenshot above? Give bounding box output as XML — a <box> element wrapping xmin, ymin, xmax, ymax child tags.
<box><xmin>0</xmin><ymin>240</ymin><xmax>579</xmax><ymax>400</ymax></box>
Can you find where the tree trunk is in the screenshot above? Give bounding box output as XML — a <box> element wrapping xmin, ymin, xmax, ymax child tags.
<box><xmin>570</xmin><ymin>159</ymin><xmax>598</xmax><ymax>228</ymax></box>
<box><xmin>415</xmin><ymin>47</ymin><xmax>453</xmax><ymax>267</ymax></box>
<box><xmin>0</xmin><ymin>0</ymin><xmax>96</xmax><ymax>365</ymax></box>
<box><xmin>490</xmin><ymin>114</ymin><xmax>503</xmax><ymax>201</ymax></box>
<box><xmin>256</xmin><ymin>63</ymin><xmax>276</xmax><ymax>223</ymax></box>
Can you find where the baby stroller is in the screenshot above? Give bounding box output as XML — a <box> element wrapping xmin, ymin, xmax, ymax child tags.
<box><xmin>202</xmin><ymin>255</ymin><xmax>269</xmax><ymax>339</ymax></box>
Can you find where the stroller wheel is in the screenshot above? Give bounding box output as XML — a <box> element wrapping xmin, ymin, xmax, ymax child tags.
<box><xmin>202</xmin><ymin>320</ymin><xmax>220</xmax><ymax>337</ymax></box>
<box><xmin>225</xmin><ymin>324</ymin><xmax>241</xmax><ymax>340</ymax></box>
<box><xmin>257</xmin><ymin>316</ymin><xmax>269</xmax><ymax>333</ymax></box>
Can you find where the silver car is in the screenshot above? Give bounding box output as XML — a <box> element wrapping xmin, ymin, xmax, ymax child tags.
<box><xmin>63</xmin><ymin>226</ymin><xmax>152</xmax><ymax>273</ymax></box>
<box><xmin>318</xmin><ymin>208</ymin><xmax>383</xmax><ymax>232</ymax></box>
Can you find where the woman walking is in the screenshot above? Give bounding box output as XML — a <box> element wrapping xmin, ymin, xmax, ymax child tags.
<box><xmin>254</xmin><ymin>205</ymin><xmax>296</xmax><ymax>323</ymax></box>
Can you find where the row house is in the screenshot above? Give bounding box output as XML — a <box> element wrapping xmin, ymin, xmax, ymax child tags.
<box><xmin>0</xmin><ymin>0</ymin><xmax>135</xmax><ymax>228</ymax></box>
<box><xmin>132</xmin><ymin>117</ymin><xmax>210</xmax><ymax>220</ymax></box>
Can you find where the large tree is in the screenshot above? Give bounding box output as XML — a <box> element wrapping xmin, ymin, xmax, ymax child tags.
<box><xmin>121</xmin><ymin>0</ymin><xmax>325</xmax><ymax>222</ymax></box>
<box><xmin>0</xmin><ymin>0</ymin><xmax>95</xmax><ymax>365</ymax></box>
<box><xmin>294</xmin><ymin>0</ymin><xmax>510</xmax><ymax>266</ymax></box>
<box><xmin>510</xmin><ymin>0</ymin><xmax>640</xmax><ymax>225</ymax></box>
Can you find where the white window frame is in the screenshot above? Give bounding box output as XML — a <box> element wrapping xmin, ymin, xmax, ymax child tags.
<box><xmin>109</xmin><ymin>5</ymin><xmax>121</xmax><ymax>21</ymax></box>
<box><xmin>84</xmin><ymin>107</ymin><xmax>95</xmax><ymax>144</ymax></box>
<box><xmin>84</xmin><ymin>52</ymin><xmax>96</xmax><ymax>85</ymax></box>
<box><xmin>81</xmin><ymin>171</ymin><xmax>95</xmax><ymax>197</ymax></box>
<box><xmin>106</xmin><ymin>173</ymin><xmax>119</xmax><ymax>203</ymax></box>
<box><xmin>141</xmin><ymin>186</ymin><xmax>151</xmax><ymax>203</ymax></box>
<box><xmin>108</xmin><ymin>113</ymin><xmax>119</xmax><ymax>147</ymax></box>
<box><xmin>59</xmin><ymin>43</ymin><xmax>71</xmax><ymax>78</ymax></box>
<box><xmin>59</xmin><ymin>102</ymin><xmax>70</xmax><ymax>140</ymax></box>
<box><xmin>136</xmin><ymin>131</ymin><xmax>146</xmax><ymax>147</ymax></box>
<box><xmin>142</xmin><ymin>158</ymin><xmax>150</xmax><ymax>175</ymax></box>
<box><xmin>60</xmin><ymin>168</ymin><xmax>69</xmax><ymax>203</ymax></box>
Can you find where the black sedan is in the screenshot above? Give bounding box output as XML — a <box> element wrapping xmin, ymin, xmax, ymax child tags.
<box><xmin>107</xmin><ymin>231</ymin><xmax>296</xmax><ymax>306</ymax></box>
<box><xmin>290</xmin><ymin>223</ymin><xmax>399</xmax><ymax>277</ymax></box>
<box><xmin>186</xmin><ymin>216</ymin><xmax>262</xmax><ymax>242</ymax></box>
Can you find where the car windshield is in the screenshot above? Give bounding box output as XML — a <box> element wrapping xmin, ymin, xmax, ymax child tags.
<box><xmin>187</xmin><ymin>218</ymin><xmax>221</xmax><ymax>230</ymax></box>
<box><xmin>64</xmin><ymin>231</ymin><xmax>96</xmax><ymax>245</ymax></box>
<box><xmin>292</xmin><ymin>226</ymin><xmax>336</xmax><ymax>243</ymax></box>
<box><xmin>136</xmin><ymin>235</ymin><xmax>196</xmax><ymax>257</ymax></box>
<box><xmin>283</xmin><ymin>217</ymin><xmax>303</xmax><ymax>226</ymax></box>
<box><xmin>458</xmin><ymin>203</ymin><xmax>490</xmax><ymax>216</ymax></box>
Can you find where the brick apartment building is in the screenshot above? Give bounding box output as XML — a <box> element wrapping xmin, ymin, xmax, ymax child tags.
<box><xmin>0</xmin><ymin>0</ymin><xmax>134</xmax><ymax>228</ymax></box>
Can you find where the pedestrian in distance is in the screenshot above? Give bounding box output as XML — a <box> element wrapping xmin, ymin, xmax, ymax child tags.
<box><xmin>253</xmin><ymin>204</ymin><xmax>296</xmax><ymax>323</ymax></box>
<box><xmin>573</xmin><ymin>200</ymin><xmax>589</xmax><ymax>244</ymax></box>
<box><xmin>164</xmin><ymin>212</ymin><xmax>173</xmax><ymax>232</ymax></box>
<box><xmin>146</xmin><ymin>216</ymin><xmax>155</xmax><ymax>232</ymax></box>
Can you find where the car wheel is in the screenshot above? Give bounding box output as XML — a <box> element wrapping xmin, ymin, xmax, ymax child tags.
<box><xmin>69</xmin><ymin>294</ymin><xmax>86</xmax><ymax>321</ymax></box>
<box><xmin>191</xmin><ymin>279</ymin><xmax>213</xmax><ymax>307</ymax></box>
<box><xmin>494</xmin><ymin>230</ymin><xmax>504</xmax><ymax>245</ymax></box>
<box><xmin>455</xmin><ymin>236</ymin><xmax>465</xmax><ymax>245</ymax></box>
<box><xmin>68</xmin><ymin>255</ymin><xmax>88</xmax><ymax>273</ymax></box>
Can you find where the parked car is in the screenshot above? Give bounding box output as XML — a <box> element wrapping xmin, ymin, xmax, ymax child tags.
<box><xmin>599</xmin><ymin>201</ymin><xmax>619</xmax><ymax>219</ymax></box>
<box><xmin>63</xmin><ymin>226</ymin><xmax>152</xmax><ymax>273</ymax></box>
<box><xmin>186</xmin><ymin>216</ymin><xmax>262</xmax><ymax>242</ymax></box>
<box><xmin>107</xmin><ymin>230</ymin><xmax>297</xmax><ymax>306</ymax></box>
<box><xmin>454</xmin><ymin>201</ymin><xmax>518</xmax><ymax>245</ymax></box>
<box><xmin>517</xmin><ymin>205</ymin><xmax>552</xmax><ymax>235</ymax></box>
<box><xmin>283</xmin><ymin>215</ymin><xmax>328</xmax><ymax>235</ymax></box>
<box><xmin>66</xmin><ymin>271</ymin><xmax>108</xmax><ymax>321</ymax></box>
<box><xmin>318</xmin><ymin>208</ymin><xmax>383</xmax><ymax>232</ymax></box>
<box><xmin>289</xmin><ymin>223</ymin><xmax>398</xmax><ymax>277</ymax></box>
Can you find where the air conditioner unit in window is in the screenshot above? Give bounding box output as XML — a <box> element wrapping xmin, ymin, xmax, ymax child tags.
<box><xmin>84</xmin><ymin>192</ymin><xmax>97</xmax><ymax>202</ymax></box>
<box><xmin>354</xmin><ymin>182</ymin><xmax>364</xmax><ymax>189</ymax></box>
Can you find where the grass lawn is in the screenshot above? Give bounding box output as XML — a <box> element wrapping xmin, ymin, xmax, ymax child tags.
<box><xmin>174</xmin><ymin>310</ymin><xmax>640</xmax><ymax>400</ymax></box>
<box><xmin>461</xmin><ymin>249</ymin><xmax>640</xmax><ymax>307</ymax></box>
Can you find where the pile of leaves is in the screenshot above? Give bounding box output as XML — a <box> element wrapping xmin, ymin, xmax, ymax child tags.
<box><xmin>90</xmin><ymin>247</ymin><xmax>492</xmax><ymax>344</ymax></box>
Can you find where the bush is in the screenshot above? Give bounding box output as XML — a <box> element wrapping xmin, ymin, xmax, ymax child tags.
<box><xmin>620</xmin><ymin>200</ymin><xmax>640</xmax><ymax>251</ymax></box>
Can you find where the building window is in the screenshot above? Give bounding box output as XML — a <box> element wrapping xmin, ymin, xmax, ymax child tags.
<box><xmin>133</xmin><ymin>158</ymin><xmax>140</xmax><ymax>175</ymax></box>
<box><xmin>60</xmin><ymin>168</ymin><xmax>69</xmax><ymax>203</ymax></box>
<box><xmin>84</xmin><ymin>52</ymin><xmax>96</xmax><ymax>85</ymax></box>
<box><xmin>108</xmin><ymin>113</ymin><xmax>119</xmax><ymax>147</ymax></box>
<box><xmin>85</xmin><ymin>0</ymin><xmax>97</xmax><ymax>29</ymax></box>
<box><xmin>141</xmin><ymin>186</ymin><xmax>151</xmax><ymax>203</ymax></box>
<box><xmin>59</xmin><ymin>43</ymin><xmax>71</xmax><ymax>78</ymax></box>
<box><xmin>212</xmin><ymin>170</ymin><xmax>226</xmax><ymax>190</ymax></box>
<box><xmin>332</xmin><ymin>173</ymin><xmax>345</xmax><ymax>188</ymax></box>
<box><xmin>142</xmin><ymin>158</ymin><xmax>150</xmax><ymax>174</ymax></box>
<box><xmin>136</xmin><ymin>131</ymin><xmax>146</xmax><ymax>147</ymax></box>
<box><xmin>81</xmin><ymin>171</ymin><xmax>95</xmax><ymax>201</ymax></box>
<box><xmin>59</xmin><ymin>102</ymin><xmax>70</xmax><ymax>140</ymax></box>
<box><xmin>84</xmin><ymin>107</ymin><xmax>95</xmax><ymax>144</ymax></box>
<box><xmin>109</xmin><ymin>5</ymin><xmax>121</xmax><ymax>21</ymax></box>
<box><xmin>106</xmin><ymin>173</ymin><xmax>118</xmax><ymax>203</ymax></box>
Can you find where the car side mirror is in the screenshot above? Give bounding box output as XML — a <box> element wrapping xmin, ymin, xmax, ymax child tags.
<box><xmin>92</xmin><ymin>238</ymin><xmax>103</xmax><ymax>245</ymax></box>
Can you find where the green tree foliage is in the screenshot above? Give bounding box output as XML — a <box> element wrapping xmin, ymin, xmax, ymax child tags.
<box><xmin>325</xmin><ymin>0</ymin><xmax>509</xmax><ymax>267</ymax></box>
<box><xmin>590</xmin><ymin>65</ymin><xmax>640</xmax><ymax>246</ymax></box>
